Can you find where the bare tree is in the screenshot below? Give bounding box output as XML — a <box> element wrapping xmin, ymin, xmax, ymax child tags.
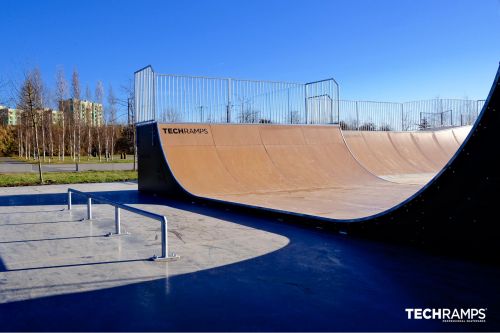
<box><xmin>401</xmin><ymin>108</ymin><xmax>412</xmax><ymax>131</ymax></box>
<box><xmin>238</xmin><ymin>108</ymin><xmax>260</xmax><ymax>123</ymax></box>
<box><xmin>288</xmin><ymin>110</ymin><xmax>301</xmax><ymax>124</ymax></box>
<box><xmin>162</xmin><ymin>108</ymin><xmax>181</xmax><ymax>122</ymax></box>
<box><xmin>121</xmin><ymin>80</ymin><xmax>136</xmax><ymax>170</ymax></box>
<box><xmin>40</xmin><ymin>109</ymin><xmax>46</xmax><ymax>161</ymax></box>
<box><xmin>85</xmin><ymin>84</ymin><xmax>91</xmax><ymax>101</ymax></box>
<box><xmin>0</xmin><ymin>76</ymin><xmax>8</xmax><ymax>106</ymax></box>
<box><xmin>84</xmin><ymin>84</ymin><xmax>92</xmax><ymax>159</ymax></box>
<box><xmin>95</xmin><ymin>81</ymin><xmax>104</xmax><ymax>162</ymax></box>
<box><xmin>55</xmin><ymin>66</ymin><xmax>68</xmax><ymax>161</ymax></box>
<box><xmin>17</xmin><ymin>69</ymin><xmax>44</xmax><ymax>183</ymax></box>
<box><xmin>108</xmin><ymin>84</ymin><xmax>117</xmax><ymax>161</ymax></box>
<box><xmin>71</xmin><ymin>68</ymin><xmax>81</xmax><ymax>164</ymax></box>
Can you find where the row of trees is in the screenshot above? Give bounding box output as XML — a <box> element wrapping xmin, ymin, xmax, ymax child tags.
<box><xmin>1</xmin><ymin>67</ymin><xmax>135</xmax><ymax>183</ymax></box>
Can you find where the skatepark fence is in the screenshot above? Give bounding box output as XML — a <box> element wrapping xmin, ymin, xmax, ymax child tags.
<box><xmin>134</xmin><ymin>65</ymin><xmax>340</xmax><ymax>125</ymax></box>
<box><xmin>67</xmin><ymin>188</ymin><xmax>178</xmax><ymax>262</ymax></box>
<box><xmin>134</xmin><ymin>65</ymin><xmax>484</xmax><ymax>130</ymax></box>
<box><xmin>338</xmin><ymin>99</ymin><xmax>484</xmax><ymax>131</ymax></box>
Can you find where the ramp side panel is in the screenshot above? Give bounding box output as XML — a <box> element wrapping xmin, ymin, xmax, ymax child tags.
<box><xmin>137</xmin><ymin>123</ymin><xmax>185</xmax><ymax>195</ymax></box>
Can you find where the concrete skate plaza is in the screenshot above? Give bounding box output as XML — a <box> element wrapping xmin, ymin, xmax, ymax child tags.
<box><xmin>0</xmin><ymin>182</ymin><xmax>499</xmax><ymax>331</ymax></box>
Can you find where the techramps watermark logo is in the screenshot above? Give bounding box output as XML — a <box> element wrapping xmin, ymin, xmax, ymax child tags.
<box><xmin>162</xmin><ymin>128</ymin><xmax>209</xmax><ymax>135</ymax></box>
<box><xmin>405</xmin><ymin>308</ymin><xmax>487</xmax><ymax>323</ymax></box>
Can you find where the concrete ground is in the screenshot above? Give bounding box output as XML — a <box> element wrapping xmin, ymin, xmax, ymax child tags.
<box><xmin>0</xmin><ymin>182</ymin><xmax>499</xmax><ymax>331</ymax></box>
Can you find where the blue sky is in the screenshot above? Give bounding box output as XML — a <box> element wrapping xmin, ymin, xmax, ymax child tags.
<box><xmin>1</xmin><ymin>0</ymin><xmax>499</xmax><ymax>113</ymax></box>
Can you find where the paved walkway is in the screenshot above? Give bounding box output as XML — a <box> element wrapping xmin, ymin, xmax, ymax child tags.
<box><xmin>0</xmin><ymin>182</ymin><xmax>498</xmax><ymax>331</ymax></box>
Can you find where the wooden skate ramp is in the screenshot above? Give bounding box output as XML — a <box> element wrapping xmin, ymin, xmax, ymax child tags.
<box><xmin>137</xmin><ymin>124</ymin><xmax>472</xmax><ymax>220</ymax></box>
<box><xmin>142</xmin><ymin>123</ymin><xmax>440</xmax><ymax>220</ymax></box>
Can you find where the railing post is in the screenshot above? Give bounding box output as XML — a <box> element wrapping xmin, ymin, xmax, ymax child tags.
<box><xmin>401</xmin><ymin>103</ymin><xmax>404</xmax><ymax>131</ymax></box>
<box><xmin>87</xmin><ymin>197</ymin><xmax>92</xmax><ymax>220</ymax></box>
<box><xmin>304</xmin><ymin>84</ymin><xmax>308</xmax><ymax>124</ymax></box>
<box><xmin>161</xmin><ymin>216</ymin><xmax>168</xmax><ymax>258</ymax></box>
<box><xmin>227</xmin><ymin>78</ymin><xmax>232</xmax><ymax>123</ymax></box>
<box><xmin>68</xmin><ymin>190</ymin><xmax>72</xmax><ymax>210</ymax></box>
<box><xmin>355</xmin><ymin>101</ymin><xmax>359</xmax><ymax>130</ymax></box>
<box><xmin>115</xmin><ymin>207</ymin><xmax>121</xmax><ymax>235</ymax></box>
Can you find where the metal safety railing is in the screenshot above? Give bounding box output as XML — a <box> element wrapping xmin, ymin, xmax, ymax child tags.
<box><xmin>134</xmin><ymin>65</ymin><xmax>484</xmax><ymax>131</ymax></box>
<box><xmin>338</xmin><ymin>99</ymin><xmax>485</xmax><ymax>131</ymax></box>
<box><xmin>134</xmin><ymin>65</ymin><xmax>340</xmax><ymax>125</ymax></box>
<box><xmin>67</xmin><ymin>188</ymin><xmax>178</xmax><ymax>262</ymax></box>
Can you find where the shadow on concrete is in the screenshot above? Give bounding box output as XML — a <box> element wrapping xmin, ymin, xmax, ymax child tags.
<box><xmin>0</xmin><ymin>234</ymin><xmax>107</xmax><ymax>245</ymax></box>
<box><xmin>0</xmin><ymin>190</ymin><xmax>499</xmax><ymax>331</ymax></box>
<box><xmin>0</xmin><ymin>208</ymin><xmax>66</xmax><ymax>215</ymax></box>
<box><xmin>0</xmin><ymin>219</ymin><xmax>83</xmax><ymax>227</ymax></box>
<box><xmin>2</xmin><ymin>258</ymin><xmax>147</xmax><ymax>273</ymax></box>
<box><xmin>0</xmin><ymin>190</ymin><xmax>143</xmax><ymax>207</ymax></box>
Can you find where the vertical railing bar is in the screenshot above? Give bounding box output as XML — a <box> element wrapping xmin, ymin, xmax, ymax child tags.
<box><xmin>115</xmin><ymin>206</ymin><xmax>121</xmax><ymax>235</ymax></box>
<box><xmin>87</xmin><ymin>197</ymin><xmax>92</xmax><ymax>220</ymax></box>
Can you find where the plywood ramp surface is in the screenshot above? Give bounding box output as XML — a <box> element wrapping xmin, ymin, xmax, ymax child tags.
<box><xmin>343</xmin><ymin>127</ymin><xmax>470</xmax><ymax>181</ymax></box>
<box><xmin>158</xmin><ymin>124</ymin><xmax>431</xmax><ymax>220</ymax></box>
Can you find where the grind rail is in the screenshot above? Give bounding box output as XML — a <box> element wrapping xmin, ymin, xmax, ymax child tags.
<box><xmin>67</xmin><ymin>188</ymin><xmax>178</xmax><ymax>262</ymax></box>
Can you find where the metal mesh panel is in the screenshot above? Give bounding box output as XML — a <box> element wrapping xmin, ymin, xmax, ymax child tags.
<box><xmin>339</xmin><ymin>99</ymin><xmax>485</xmax><ymax>131</ymax></box>
<box><xmin>134</xmin><ymin>65</ymin><xmax>339</xmax><ymax>124</ymax></box>
<box><xmin>134</xmin><ymin>66</ymin><xmax>484</xmax><ymax>130</ymax></box>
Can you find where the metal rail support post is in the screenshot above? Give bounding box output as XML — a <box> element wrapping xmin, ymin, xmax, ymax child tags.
<box><xmin>67</xmin><ymin>188</ymin><xmax>179</xmax><ymax>262</ymax></box>
<box><xmin>87</xmin><ymin>197</ymin><xmax>92</xmax><ymax>220</ymax></box>
<box><xmin>115</xmin><ymin>207</ymin><xmax>121</xmax><ymax>235</ymax></box>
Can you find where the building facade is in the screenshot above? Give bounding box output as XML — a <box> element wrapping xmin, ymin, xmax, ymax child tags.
<box><xmin>0</xmin><ymin>106</ymin><xmax>19</xmax><ymax>125</ymax></box>
<box><xmin>58</xmin><ymin>99</ymin><xmax>103</xmax><ymax>126</ymax></box>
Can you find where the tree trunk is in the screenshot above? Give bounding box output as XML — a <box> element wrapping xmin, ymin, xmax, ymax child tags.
<box><xmin>18</xmin><ymin>127</ymin><xmax>22</xmax><ymax>157</ymax></box>
<box><xmin>77</xmin><ymin>113</ymin><xmax>81</xmax><ymax>163</ymax></box>
<box><xmin>104</xmin><ymin>122</ymin><xmax>109</xmax><ymax>161</ymax></box>
<box><xmin>87</xmin><ymin>125</ymin><xmax>91</xmax><ymax>160</ymax></box>
<box><xmin>62</xmin><ymin>113</ymin><xmax>65</xmax><ymax>161</ymax></box>
<box><xmin>110</xmin><ymin>126</ymin><xmax>114</xmax><ymax>161</ymax></box>
<box><xmin>31</xmin><ymin>114</ymin><xmax>43</xmax><ymax>184</ymax></box>
<box><xmin>41</xmin><ymin>113</ymin><xmax>46</xmax><ymax>162</ymax></box>
<box><xmin>72</xmin><ymin>114</ymin><xmax>76</xmax><ymax>161</ymax></box>
<box><xmin>97</xmin><ymin>126</ymin><xmax>102</xmax><ymax>162</ymax></box>
<box><xmin>48</xmin><ymin>118</ymin><xmax>53</xmax><ymax>163</ymax></box>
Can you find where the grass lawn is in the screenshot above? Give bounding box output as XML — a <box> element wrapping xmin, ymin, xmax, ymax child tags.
<box><xmin>12</xmin><ymin>155</ymin><xmax>135</xmax><ymax>164</ymax></box>
<box><xmin>0</xmin><ymin>170</ymin><xmax>138</xmax><ymax>187</ymax></box>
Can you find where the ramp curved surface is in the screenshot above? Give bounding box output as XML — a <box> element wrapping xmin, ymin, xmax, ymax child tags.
<box><xmin>342</xmin><ymin>127</ymin><xmax>471</xmax><ymax>184</ymax></box>
<box><xmin>145</xmin><ymin>124</ymin><xmax>419</xmax><ymax>220</ymax></box>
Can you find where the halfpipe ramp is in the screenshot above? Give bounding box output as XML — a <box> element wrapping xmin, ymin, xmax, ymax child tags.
<box><xmin>138</xmin><ymin>65</ymin><xmax>499</xmax><ymax>256</ymax></box>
